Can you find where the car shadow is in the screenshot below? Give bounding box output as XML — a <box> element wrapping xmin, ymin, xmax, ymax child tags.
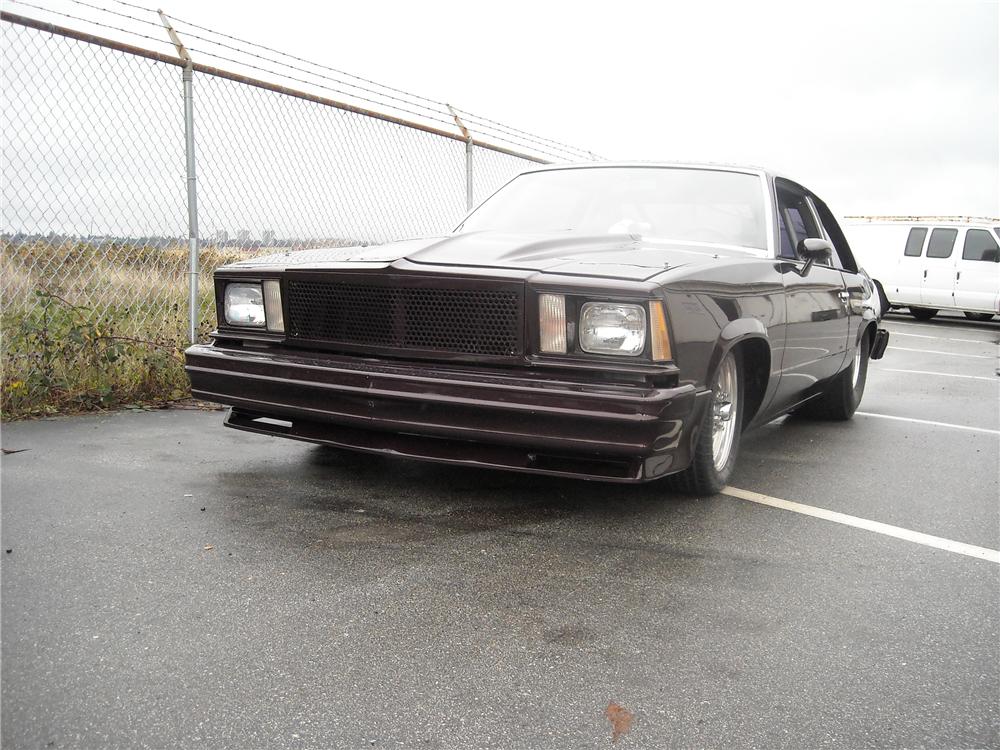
<box><xmin>199</xmin><ymin>437</ymin><xmax>743</xmax><ymax>564</ymax></box>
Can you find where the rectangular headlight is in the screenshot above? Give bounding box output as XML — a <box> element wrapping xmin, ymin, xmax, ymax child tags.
<box><xmin>224</xmin><ymin>282</ymin><xmax>265</xmax><ymax>327</ymax></box>
<box><xmin>579</xmin><ymin>302</ymin><xmax>646</xmax><ymax>356</ymax></box>
<box><xmin>538</xmin><ymin>293</ymin><xmax>567</xmax><ymax>354</ymax></box>
<box><xmin>263</xmin><ymin>279</ymin><xmax>284</xmax><ymax>332</ymax></box>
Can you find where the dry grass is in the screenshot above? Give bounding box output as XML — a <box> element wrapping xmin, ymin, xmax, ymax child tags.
<box><xmin>1</xmin><ymin>240</ymin><xmax>245</xmax><ymax>419</ymax></box>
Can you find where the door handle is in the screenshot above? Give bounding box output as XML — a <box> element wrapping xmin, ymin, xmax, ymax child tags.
<box><xmin>957</xmin><ymin>271</ymin><xmax>961</xmax><ymax>281</ymax></box>
<box><xmin>838</xmin><ymin>291</ymin><xmax>850</xmax><ymax>301</ymax></box>
<box><xmin>923</xmin><ymin>269</ymin><xmax>927</xmax><ymax>279</ymax></box>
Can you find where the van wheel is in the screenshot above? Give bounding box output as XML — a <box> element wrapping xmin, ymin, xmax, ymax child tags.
<box><xmin>668</xmin><ymin>349</ymin><xmax>743</xmax><ymax>496</ymax></box>
<box><xmin>909</xmin><ymin>307</ymin><xmax>938</xmax><ymax>321</ymax></box>
<box><xmin>964</xmin><ymin>312</ymin><xmax>995</xmax><ymax>322</ymax></box>
<box><xmin>797</xmin><ymin>333</ymin><xmax>870</xmax><ymax>421</ymax></box>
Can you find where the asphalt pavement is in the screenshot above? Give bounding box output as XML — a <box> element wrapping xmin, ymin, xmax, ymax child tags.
<box><xmin>2</xmin><ymin>311</ymin><xmax>998</xmax><ymax>749</ymax></box>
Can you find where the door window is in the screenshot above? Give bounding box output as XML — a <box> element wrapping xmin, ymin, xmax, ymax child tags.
<box><xmin>926</xmin><ymin>228</ymin><xmax>957</xmax><ymax>259</ymax></box>
<box><xmin>776</xmin><ymin>186</ymin><xmax>822</xmax><ymax>260</ymax></box>
<box><xmin>904</xmin><ymin>228</ymin><xmax>927</xmax><ymax>257</ymax></box>
<box><xmin>962</xmin><ymin>229</ymin><xmax>1000</xmax><ymax>262</ymax></box>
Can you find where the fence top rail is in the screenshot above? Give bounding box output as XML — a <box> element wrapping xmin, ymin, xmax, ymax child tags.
<box><xmin>1</xmin><ymin>10</ymin><xmax>549</xmax><ymax>166</ymax></box>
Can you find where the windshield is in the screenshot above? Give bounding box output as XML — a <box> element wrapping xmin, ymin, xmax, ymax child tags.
<box><xmin>458</xmin><ymin>167</ymin><xmax>767</xmax><ymax>250</ymax></box>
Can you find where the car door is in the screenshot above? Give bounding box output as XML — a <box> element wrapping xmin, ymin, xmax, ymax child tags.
<box><xmin>772</xmin><ymin>181</ymin><xmax>850</xmax><ymax>409</ymax></box>
<box><xmin>812</xmin><ymin>199</ymin><xmax>867</xmax><ymax>358</ymax></box>
<box><xmin>920</xmin><ymin>227</ymin><xmax>959</xmax><ymax>308</ymax></box>
<box><xmin>955</xmin><ymin>228</ymin><xmax>1000</xmax><ymax>313</ymax></box>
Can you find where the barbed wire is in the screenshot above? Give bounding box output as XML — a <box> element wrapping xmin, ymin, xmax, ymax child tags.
<box><xmin>114</xmin><ymin>0</ymin><xmax>599</xmax><ymax>160</ymax></box>
<box><xmin>141</xmin><ymin>3</ymin><xmax>597</xmax><ymax>159</ymax></box>
<box><xmin>6</xmin><ymin>0</ymin><xmax>177</xmax><ymax>51</ymax></box>
<box><xmin>59</xmin><ymin>0</ymin><xmax>462</xmax><ymax>129</ymax></box>
<box><xmin>5</xmin><ymin>0</ymin><xmax>599</xmax><ymax>161</ymax></box>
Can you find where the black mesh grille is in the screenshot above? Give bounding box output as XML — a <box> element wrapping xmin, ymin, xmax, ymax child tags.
<box><xmin>285</xmin><ymin>278</ymin><xmax>522</xmax><ymax>357</ymax></box>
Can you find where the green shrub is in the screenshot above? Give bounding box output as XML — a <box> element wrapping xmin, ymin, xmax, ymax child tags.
<box><xmin>1</xmin><ymin>289</ymin><xmax>189</xmax><ymax>419</ymax></box>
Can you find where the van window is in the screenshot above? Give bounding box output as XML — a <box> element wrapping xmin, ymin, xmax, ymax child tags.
<box><xmin>904</xmin><ymin>228</ymin><xmax>927</xmax><ymax>257</ymax></box>
<box><xmin>963</xmin><ymin>229</ymin><xmax>1000</xmax><ymax>262</ymax></box>
<box><xmin>926</xmin><ymin>228</ymin><xmax>957</xmax><ymax>259</ymax></box>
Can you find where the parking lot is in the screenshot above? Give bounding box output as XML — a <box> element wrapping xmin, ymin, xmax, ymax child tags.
<box><xmin>2</xmin><ymin>312</ymin><xmax>997</xmax><ymax>749</ymax></box>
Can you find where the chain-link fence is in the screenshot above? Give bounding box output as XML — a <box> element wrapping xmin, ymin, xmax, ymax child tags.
<box><xmin>0</xmin><ymin>7</ymin><xmax>595</xmax><ymax>416</ymax></box>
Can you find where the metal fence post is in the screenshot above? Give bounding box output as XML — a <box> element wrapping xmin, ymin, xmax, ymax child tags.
<box><xmin>158</xmin><ymin>11</ymin><xmax>199</xmax><ymax>343</ymax></box>
<box><xmin>447</xmin><ymin>104</ymin><xmax>475</xmax><ymax>212</ymax></box>
<box><xmin>182</xmin><ymin>65</ymin><xmax>199</xmax><ymax>344</ymax></box>
<box><xmin>465</xmin><ymin>138</ymin><xmax>474</xmax><ymax>211</ymax></box>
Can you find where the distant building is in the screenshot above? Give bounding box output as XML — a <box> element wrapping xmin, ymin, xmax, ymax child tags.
<box><xmin>262</xmin><ymin>229</ymin><xmax>276</xmax><ymax>246</ymax></box>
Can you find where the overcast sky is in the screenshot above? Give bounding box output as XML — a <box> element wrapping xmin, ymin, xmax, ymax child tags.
<box><xmin>5</xmin><ymin>0</ymin><xmax>998</xmax><ymax>232</ymax></box>
<box><xmin>132</xmin><ymin>0</ymin><xmax>999</xmax><ymax>218</ymax></box>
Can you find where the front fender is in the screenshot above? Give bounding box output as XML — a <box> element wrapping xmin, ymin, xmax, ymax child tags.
<box><xmin>705</xmin><ymin>320</ymin><xmax>773</xmax><ymax>428</ymax></box>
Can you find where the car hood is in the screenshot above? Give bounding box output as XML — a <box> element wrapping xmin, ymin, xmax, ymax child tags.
<box><xmin>224</xmin><ymin>231</ymin><xmax>761</xmax><ymax>281</ymax></box>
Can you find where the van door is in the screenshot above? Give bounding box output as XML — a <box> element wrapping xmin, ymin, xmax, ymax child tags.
<box><xmin>920</xmin><ymin>228</ymin><xmax>959</xmax><ymax>308</ymax></box>
<box><xmin>955</xmin><ymin>228</ymin><xmax>1000</xmax><ymax>313</ymax></box>
<box><xmin>895</xmin><ymin>226</ymin><xmax>928</xmax><ymax>306</ymax></box>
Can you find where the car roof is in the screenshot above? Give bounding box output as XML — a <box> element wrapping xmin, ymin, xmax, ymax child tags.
<box><xmin>518</xmin><ymin>161</ymin><xmax>775</xmax><ymax>180</ymax></box>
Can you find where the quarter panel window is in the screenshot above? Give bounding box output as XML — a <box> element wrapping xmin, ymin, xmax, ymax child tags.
<box><xmin>963</xmin><ymin>229</ymin><xmax>1000</xmax><ymax>262</ymax></box>
<box><xmin>926</xmin><ymin>228</ymin><xmax>957</xmax><ymax>259</ymax></box>
<box><xmin>904</xmin><ymin>228</ymin><xmax>927</xmax><ymax>257</ymax></box>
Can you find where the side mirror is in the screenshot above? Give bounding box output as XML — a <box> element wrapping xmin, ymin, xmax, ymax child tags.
<box><xmin>796</xmin><ymin>237</ymin><xmax>834</xmax><ymax>276</ymax></box>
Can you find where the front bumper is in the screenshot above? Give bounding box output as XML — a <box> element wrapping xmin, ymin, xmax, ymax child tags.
<box><xmin>184</xmin><ymin>343</ymin><xmax>710</xmax><ymax>482</ymax></box>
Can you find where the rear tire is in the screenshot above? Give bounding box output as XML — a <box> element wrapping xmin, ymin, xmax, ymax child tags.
<box><xmin>669</xmin><ymin>349</ymin><xmax>743</xmax><ymax>496</ymax></box>
<box><xmin>964</xmin><ymin>312</ymin><xmax>995</xmax><ymax>322</ymax></box>
<box><xmin>909</xmin><ymin>307</ymin><xmax>938</xmax><ymax>321</ymax></box>
<box><xmin>797</xmin><ymin>333</ymin><xmax>870</xmax><ymax>421</ymax></box>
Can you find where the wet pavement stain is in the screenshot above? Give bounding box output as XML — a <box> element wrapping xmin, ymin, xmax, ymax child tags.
<box><xmin>541</xmin><ymin>624</ymin><xmax>596</xmax><ymax>647</ymax></box>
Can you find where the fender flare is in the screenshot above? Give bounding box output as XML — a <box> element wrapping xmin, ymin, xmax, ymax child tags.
<box><xmin>706</xmin><ymin>318</ymin><xmax>771</xmax><ymax>389</ymax></box>
<box><xmin>857</xmin><ymin>319</ymin><xmax>878</xmax><ymax>351</ymax></box>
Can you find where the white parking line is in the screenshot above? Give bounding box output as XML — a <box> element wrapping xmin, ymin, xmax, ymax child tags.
<box><xmin>888</xmin><ymin>346</ymin><xmax>995</xmax><ymax>359</ymax></box>
<box><xmin>889</xmin><ymin>330</ymin><xmax>993</xmax><ymax>345</ymax></box>
<box><xmin>855</xmin><ymin>411</ymin><xmax>1000</xmax><ymax>435</ymax></box>
<box><xmin>874</xmin><ymin>367</ymin><xmax>999</xmax><ymax>383</ymax></box>
<box><xmin>886</xmin><ymin>320</ymin><xmax>998</xmax><ymax>340</ymax></box>
<box><xmin>722</xmin><ymin>486</ymin><xmax>1000</xmax><ymax>564</ymax></box>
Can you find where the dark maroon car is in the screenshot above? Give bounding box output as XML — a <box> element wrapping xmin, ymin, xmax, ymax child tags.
<box><xmin>185</xmin><ymin>164</ymin><xmax>889</xmax><ymax>493</ymax></box>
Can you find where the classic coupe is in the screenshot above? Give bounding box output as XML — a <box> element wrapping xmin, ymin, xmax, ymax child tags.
<box><xmin>185</xmin><ymin>164</ymin><xmax>889</xmax><ymax>494</ymax></box>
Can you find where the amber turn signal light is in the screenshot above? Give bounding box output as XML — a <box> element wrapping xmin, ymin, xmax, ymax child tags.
<box><xmin>649</xmin><ymin>300</ymin><xmax>672</xmax><ymax>362</ymax></box>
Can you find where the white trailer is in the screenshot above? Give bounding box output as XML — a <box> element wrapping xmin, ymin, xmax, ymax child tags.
<box><xmin>844</xmin><ymin>216</ymin><xmax>1000</xmax><ymax>321</ymax></box>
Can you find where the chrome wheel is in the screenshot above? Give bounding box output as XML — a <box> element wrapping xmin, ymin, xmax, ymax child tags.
<box><xmin>711</xmin><ymin>353</ymin><xmax>738</xmax><ymax>472</ymax></box>
<box><xmin>851</xmin><ymin>345</ymin><xmax>862</xmax><ymax>389</ymax></box>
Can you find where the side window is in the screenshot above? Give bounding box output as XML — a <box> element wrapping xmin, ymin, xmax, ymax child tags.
<box><xmin>811</xmin><ymin>199</ymin><xmax>852</xmax><ymax>270</ymax></box>
<box><xmin>926</xmin><ymin>228</ymin><xmax>957</xmax><ymax>259</ymax></box>
<box><xmin>776</xmin><ymin>186</ymin><xmax>822</xmax><ymax>260</ymax></box>
<box><xmin>963</xmin><ymin>229</ymin><xmax>1000</xmax><ymax>262</ymax></box>
<box><xmin>904</xmin><ymin>228</ymin><xmax>927</xmax><ymax>257</ymax></box>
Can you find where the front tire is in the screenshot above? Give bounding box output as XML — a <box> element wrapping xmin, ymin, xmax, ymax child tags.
<box><xmin>909</xmin><ymin>307</ymin><xmax>938</xmax><ymax>321</ymax></box>
<box><xmin>669</xmin><ymin>349</ymin><xmax>743</xmax><ymax>496</ymax></box>
<box><xmin>798</xmin><ymin>333</ymin><xmax>870</xmax><ymax>421</ymax></box>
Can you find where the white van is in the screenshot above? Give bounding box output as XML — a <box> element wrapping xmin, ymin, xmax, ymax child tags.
<box><xmin>844</xmin><ymin>216</ymin><xmax>999</xmax><ymax>321</ymax></box>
